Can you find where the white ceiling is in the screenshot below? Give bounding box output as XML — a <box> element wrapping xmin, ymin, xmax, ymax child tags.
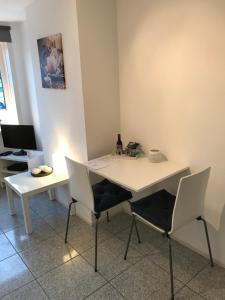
<box><xmin>0</xmin><ymin>0</ymin><xmax>35</xmax><ymax>21</ymax></box>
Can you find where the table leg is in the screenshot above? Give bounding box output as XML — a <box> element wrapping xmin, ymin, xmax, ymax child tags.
<box><xmin>21</xmin><ymin>195</ymin><xmax>32</xmax><ymax>234</ymax></box>
<box><xmin>48</xmin><ymin>189</ymin><xmax>55</xmax><ymax>201</ymax></box>
<box><xmin>6</xmin><ymin>184</ymin><xmax>16</xmax><ymax>215</ymax></box>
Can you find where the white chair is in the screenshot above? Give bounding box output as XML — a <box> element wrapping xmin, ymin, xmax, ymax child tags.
<box><xmin>124</xmin><ymin>167</ymin><xmax>213</xmax><ymax>300</ymax></box>
<box><xmin>64</xmin><ymin>157</ymin><xmax>132</xmax><ymax>271</ymax></box>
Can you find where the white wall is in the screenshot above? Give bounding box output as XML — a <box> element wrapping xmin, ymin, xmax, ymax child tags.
<box><xmin>76</xmin><ymin>0</ymin><xmax>120</xmax><ymax>160</ymax></box>
<box><xmin>25</xmin><ymin>0</ymin><xmax>87</xmax><ymax>163</ymax></box>
<box><xmin>19</xmin><ymin>20</ymin><xmax>42</xmax><ymax>149</ymax></box>
<box><xmin>0</xmin><ymin>0</ymin><xmax>34</xmax><ymax>22</ymax></box>
<box><xmin>117</xmin><ymin>0</ymin><xmax>225</xmax><ymax>266</ymax></box>
<box><xmin>24</xmin><ymin>0</ymin><xmax>88</xmax><ymax>210</ymax></box>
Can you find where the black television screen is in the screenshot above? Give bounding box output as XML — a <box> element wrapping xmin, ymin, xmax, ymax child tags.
<box><xmin>1</xmin><ymin>125</ymin><xmax>37</xmax><ymax>150</ymax></box>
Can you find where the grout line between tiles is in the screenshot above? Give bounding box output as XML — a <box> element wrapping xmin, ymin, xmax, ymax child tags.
<box><xmin>0</xmin><ymin>249</ymin><xmax>17</xmax><ymax>264</ymax></box>
<box><xmin>1</xmin><ymin>222</ymin><xmax>211</xmax><ymax>300</ymax></box>
<box><xmin>17</xmin><ymin>242</ymin><xmax>79</xmax><ymax>279</ymax></box>
<box><xmin>176</xmin><ymin>285</ymin><xmax>208</xmax><ymax>299</ymax></box>
<box><xmin>183</xmin><ymin>262</ymin><xmax>210</xmax><ymax>287</ymax></box>
<box><xmin>108</xmin><ymin>281</ymin><xmax>128</xmax><ymax>300</ymax></box>
<box><xmin>0</xmin><ymin>279</ymin><xmax>37</xmax><ymax>300</ymax></box>
<box><xmin>176</xmin><ymin>263</ymin><xmax>210</xmax><ymax>299</ymax></box>
<box><xmin>35</xmin><ymin>278</ymin><xmax>51</xmax><ymax>300</ymax></box>
<box><xmin>16</xmin><ymin>250</ymin><xmax>53</xmax><ymax>299</ymax></box>
<box><xmin>79</xmin><ymin>251</ymin><xmax>128</xmax><ymax>300</ymax></box>
<box><xmin>0</xmin><ymin>193</ymin><xmax>217</xmax><ymax>300</ymax></box>
<box><xmin>82</xmin><ymin>282</ymin><xmax>112</xmax><ymax>300</ymax></box>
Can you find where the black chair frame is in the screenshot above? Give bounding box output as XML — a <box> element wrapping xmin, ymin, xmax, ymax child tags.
<box><xmin>65</xmin><ymin>199</ymin><xmax>116</xmax><ymax>272</ymax></box>
<box><xmin>124</xmin><ymin>214</ymin><xmax>214</xmax><ymax>300</ymax></box>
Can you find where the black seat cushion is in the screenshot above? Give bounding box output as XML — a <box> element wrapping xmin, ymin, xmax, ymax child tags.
<box><xmin>92</xmin><ymin>179</ymin><xmax>132</xmax><ymax>213</ymax></box>
<box><xmin>130</xmin><ymin>189</ymin><xmax>176</xmax><ymax>232</ymax></box>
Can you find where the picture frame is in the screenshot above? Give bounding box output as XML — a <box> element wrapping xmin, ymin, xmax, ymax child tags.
<box><xmin>37</xmin><ymin>33</ymin><xmax>66</xmax><ymax>89</ymax></box>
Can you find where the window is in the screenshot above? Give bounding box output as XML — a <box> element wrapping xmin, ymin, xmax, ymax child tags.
<box><xmin>0</xmin><ymin>42</ymin><xmax>18</xmax><ymax>124</ymax></box>
<box><xmin>0</xmin><ymin>70</ymin><xmax>6</xmax><ymax>109</ymax></box>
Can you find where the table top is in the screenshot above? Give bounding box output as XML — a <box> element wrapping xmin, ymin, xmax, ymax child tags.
<box><xmin>4</xmin><ymin>171</ymin><xmax>69</xmax><ymax>196</ymax></box>
<box><xmin>88</xmin><ymin>156</ymin><xmax>189</xmax><ymax>192</ymax></box>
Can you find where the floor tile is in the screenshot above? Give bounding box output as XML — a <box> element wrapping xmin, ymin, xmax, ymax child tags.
<box><xmin>30</xmin><ymin>193</ymin><xmax>67</xmax><ymax>217</ymax></box>
<box><xmin>116</xmin><ymin>219</ymin><xmax>166</xmax><ymax>256</ymax></box>
<box><xmin>43</xmin><ymin>210</ymin><xmax>76</xmax><ymax>234</ymax></box>
<box><xmin>0</xmin><ymin>254</ymin><xmax>34</xmax><ymax>298</ymax></box>
<box><xmin>0</xmin><ymin>211</ymin><xmax>25</xmax><ymax>233</ymax></box>
<box><xmin>38</xmin><ymin>255</ymin><xmax>106</xmax><ymax>300</ymax></box>
<box><xmin>0</xmin><ymin>206</ymin><xmax>40</xmax><ymax>233</ymax></box>
<box><xmin>176</xmin><ymin>286</ymin><xmax>205</xmax><ymax>299</ymax></box>
<box><xmin>0</xmin><ymin>192</ymin><xmax>23</xmax><ymax>214</ymax></box>
<box><xmin>188</xmin><ymin>264</ymin><xmax>225</xmax><ymax>299</ymax></box>
<box><xmin>5</xmin><ymin>218</ymin><xmax>57</xmax><ymax>252</ymax></box>
<box><xmin>111</xmin><ymin>256</ymin><xmax>183</xmax><ymax>300</ymax></box>
<box><xmin>1</xmin><ymin>280</ymin><xmax>48</xmax><ymax>300</ymax></box>
<box><xmin>59</xmin><ymin>216</ymin><xmax>113</xmax><ymax>254</ymax></box>
<box><xmin>0</xmin><ymin>189</ymin><xmax>223</xmax><ymax>300</ymax></box>
<box><xmin>82</xmin><ymin>236</ymin><xmax>142</xmax><ymax>280</ymax></box>
<box><xmin>149</xmin><ymin>239</ymin><xmax>209</xmax><ymax>284</ymax></box>
<box><xmin>86</xmin><ymin>283</ymin><xmax>124</xmax><ymax>300</ymax></box>
<box><xmin>20</xmin><ymin>235</ymin><xmax>78</xmax><ymax>277</ymax></box>
<box><xmin>0</xmin><ymin>190</ymin><xmax>9</xmax><ymax>209</ymax></box>
<box><xmin>0</xmin><ymin>192</ymin><xmax>23</xmax><ymax>232</ymax></box>
<box><xmin>100</xmin><ymin>213</ymin><xmax>132</xmax><ymax>235</ymax></box>
<box><xmin>0</xmin><ymin>234</ymin><xmax>16</xmax><ymax>262</ymax></box>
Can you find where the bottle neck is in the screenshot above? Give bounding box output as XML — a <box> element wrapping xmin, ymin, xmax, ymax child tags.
<box><xmin>117</xmin><ymin>134</ymin><xmax>122</xmax><ymax>144</ymax></box>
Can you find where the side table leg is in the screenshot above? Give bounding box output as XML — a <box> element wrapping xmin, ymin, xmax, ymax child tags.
<box><xmin>48</xmin><ymin>189</ymin><xmax>55</xmax><ymax>201</ymax></box>
<box><xmin>6</xmin><ymin>185</ymin><xmax>16</xmax><ymax>215</ymax></box>
<box><xmin>21</xmin><ymin>196</ymin><xmax>32</xmax><ymax>234</ymax></box>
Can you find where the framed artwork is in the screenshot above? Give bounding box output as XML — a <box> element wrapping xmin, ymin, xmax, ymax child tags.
<box><xmin>37</xmin><ymin>33</ymin><xmax>66</xmax><ymax>89</ymax></box>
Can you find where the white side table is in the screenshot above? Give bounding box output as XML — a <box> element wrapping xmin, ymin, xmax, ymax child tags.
<box><xmin>4</xmin><ymin>171</ymin><xmax>69</xmax><ymax>234</ymax></box>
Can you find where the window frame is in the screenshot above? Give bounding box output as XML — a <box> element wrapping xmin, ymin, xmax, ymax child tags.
<box><xmin>0</xmin><ymin>70</ymin><xmax>7</xmax><ymax>109</ymax></box>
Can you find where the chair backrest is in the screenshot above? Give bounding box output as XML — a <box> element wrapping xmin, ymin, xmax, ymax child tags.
<box><xmin>171</xmin><ymin>167</ymin><xmax>211</xmax><ymax>233</ymax></box>
<box><xmin>65</xmin><ymin>157</ymin><xmax>95</xmax><ymax>212</ymax></box>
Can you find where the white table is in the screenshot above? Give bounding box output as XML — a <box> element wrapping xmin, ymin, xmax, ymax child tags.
<box><xmin>4</xmin><ymin>171</ymin><xmax>69</xmax><ymax>234</ymax></box>
<box><xmin>87</xmin><ymin>156</ymin><xmax>189</xmax><ymax>192</ymax></box>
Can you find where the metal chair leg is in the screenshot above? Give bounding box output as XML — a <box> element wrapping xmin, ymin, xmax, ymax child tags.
<box><xmin>134</xmin><ymin>216</ymin><xmax>141</xmax><ymax>243</ymax></box>
<box><xmin>202</xmin><ymin>218</ymin><xmax>214</xmax><ymax>267</ymax></box>
<box><xmin>124</xmin><ymin>215</ymin><xmax>135</xmax><ymax>260</ymax></box>
<box><xmin>197</xmin><ymin>216</ymin><xmax>214</xmax><ymax>267</ymax></box>
<box><xmin>106</xmin><ymin>211</ymin><xmax>110</xmax><ymax>222</ymax></box>
<box><xmin>168</xmin><ymin>235</ymin><xmax>174</xmax><ymax>300</ymax></box>
<box><xmin>65</xmin><ymin>201</ymin><xmax>74</xmax><ymax>243</ymax></box>
<box><xmin>95</xmin><ymin>215</ymin><xmax>99</xmax><ymax>272</ymax></box>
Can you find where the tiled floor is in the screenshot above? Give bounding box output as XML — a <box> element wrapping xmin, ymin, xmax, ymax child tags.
<box><xmin>0</xmin><ymin>190</ymin><xmax>224</xmax><ymax>299</ymax></box>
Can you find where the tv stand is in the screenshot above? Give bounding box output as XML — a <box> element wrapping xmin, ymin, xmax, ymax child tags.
<box><xmin>13</xmin><ymin>150</ymin><xmax>27</xmax><ymax>156</ymax></box>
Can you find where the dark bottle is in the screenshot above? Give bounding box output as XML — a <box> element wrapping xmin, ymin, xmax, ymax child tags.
<box><xmin>116</xmin><ymin>134</ymin><xmax>123</xmax><ymax>155</ymax></box>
